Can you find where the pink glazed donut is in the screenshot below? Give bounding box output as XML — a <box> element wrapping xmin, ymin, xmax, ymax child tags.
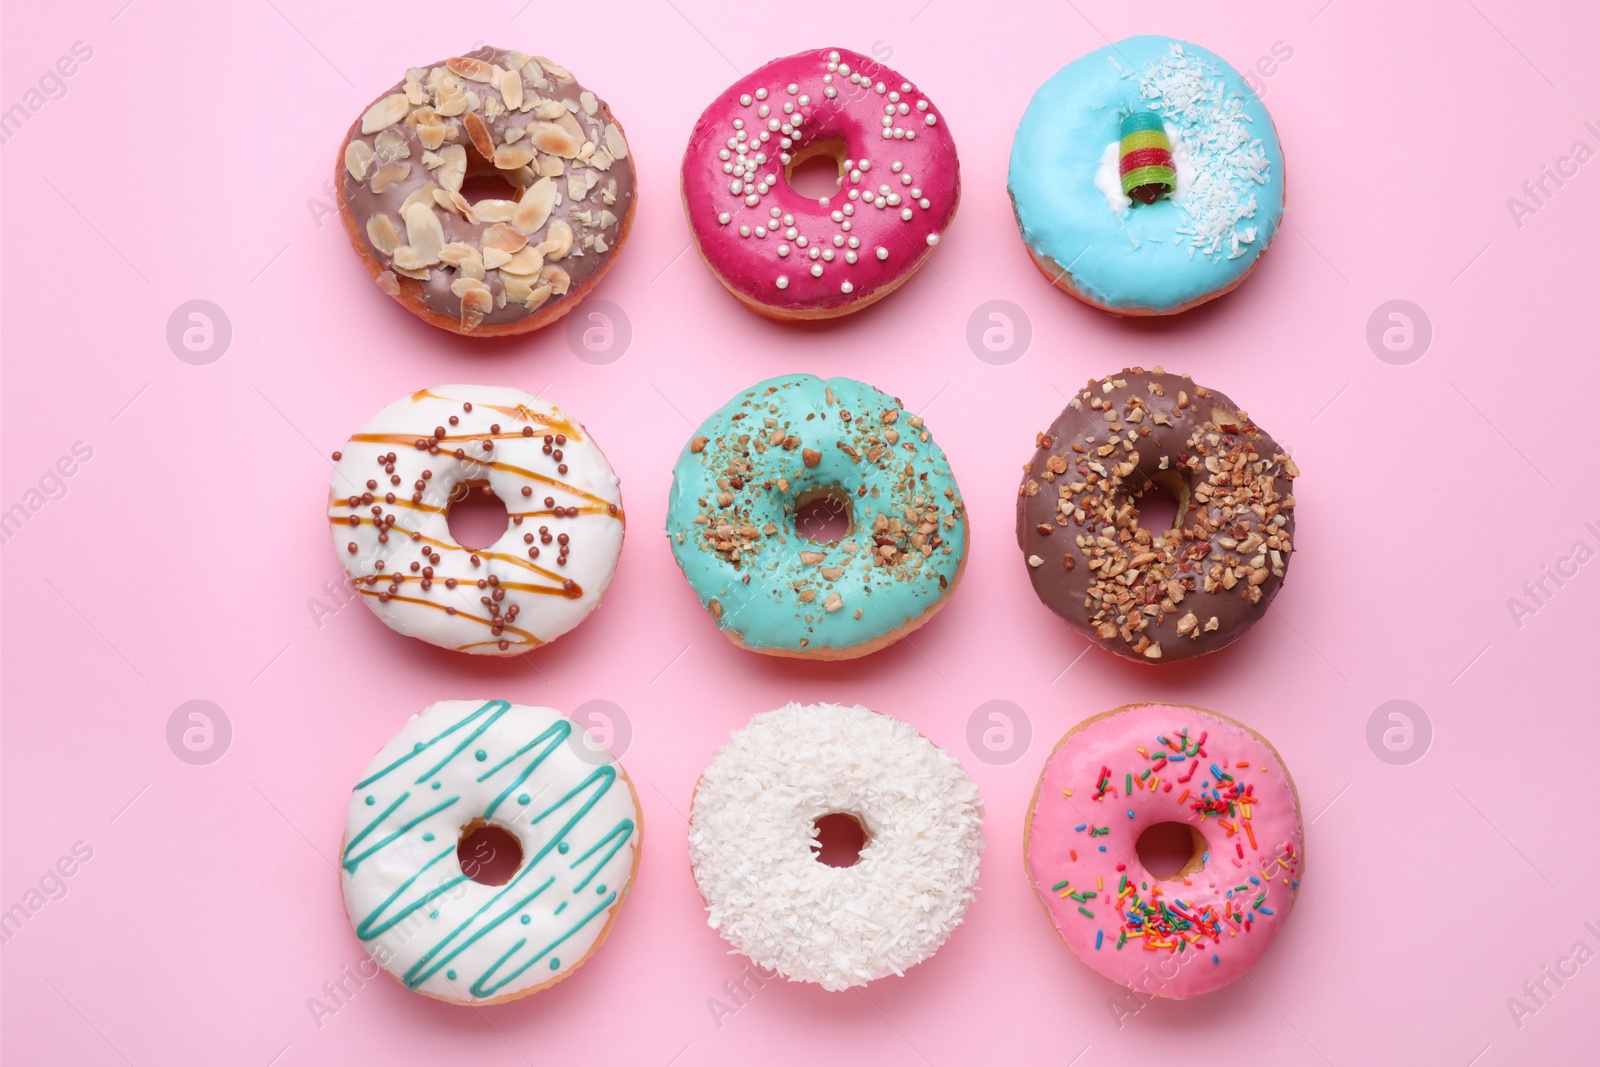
<box><xmin>1024</xmin><ymin>703</ymin><xmax>1304</xmax><ymax>999</ymax></box>
<box><xmin>681</xmin><ymin>48</ymin><xmax>959</xmax><ymax>320</ymax></box>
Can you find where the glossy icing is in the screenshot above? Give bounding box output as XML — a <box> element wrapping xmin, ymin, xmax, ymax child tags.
<box><xmin>341</xmin><ymin>700</ymin><xmax>641</xmax><ymax>1003</ymax></box>
<box><xmin>1025</xmin><ymin>704</ymin><xmax>1303</xmax><ymax>998</ymax></box>
<box><xmin>328</xmin><ymin>385</ymin><xmax>624</xmax><ymax>655</ymax></box>
<box><xmin>689</xmin><ymin>703</ymin><xmax>984</xmax><ymax>990</ymax></box>
<box><xmin>665</xmin><ymin>374</ymin><xmax>967</xmax><ymax>655</ymax></box>
<box><xmin>681</xmin><ymin>48</ymin><xmax>959</xmax><ymax>315</ymax></box>
<box><xmin>1008</xmin><ymin>37</ymin><xmax>1284</xmax><ymax>313</ymax></box>
<box><xmin>1015</xmin><ymin>367</ymin><xmax>1297</xmax><ymax>663</ymax></box>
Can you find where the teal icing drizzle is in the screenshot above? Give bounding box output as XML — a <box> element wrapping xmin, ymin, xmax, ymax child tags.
<box><xmin>665</xmin><ymin>375</ymin><xmax>968</xmax><ymax>652</ymax></box>
<box><xmin>345</xmin><ymin>700</ymin><xmax>638</xmax><ymax>1001</ymax></box>
<box><xmin>468</xmin><ymin>891</ymin><xmax>619</xmax><ymax>998</ymax></box>
<box><xmin>1008</xmin><ymin>37</ymin><xmax>1284</xmax><ymax>312</ymax></box>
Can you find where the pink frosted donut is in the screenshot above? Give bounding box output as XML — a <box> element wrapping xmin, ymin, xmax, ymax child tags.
<box><xmin>680</xmin><ymin>48</ymin><xmax>959</xmax><ymax>320</ymax></box>
<box><xmin>1024</xmin><ymin>703</ymin><xmax>1304</xmax><ymax>999</ymax></box>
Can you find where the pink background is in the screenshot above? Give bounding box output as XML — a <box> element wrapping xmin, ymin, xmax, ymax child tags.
<box><xmin>3</xmin><ymin>1</ymin><xmax>1597</xmax><ymax>1064</ymax></box>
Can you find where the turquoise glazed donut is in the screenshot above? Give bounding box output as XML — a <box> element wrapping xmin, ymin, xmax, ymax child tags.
<box><xmin>1008</xmin><ymin>36</ymin><xmax>1285</xmax><ymax>316</ymax></box>
<box><xmin>666</xmin><ymin>375</ymin><xmax>968</xmax><ymax>659</ymax></box>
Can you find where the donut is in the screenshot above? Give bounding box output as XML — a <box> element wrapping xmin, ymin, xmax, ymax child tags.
<box><xmin>1016</xmin><ymin>367</ymin><xmax>1297</xmax><ymax>663</ymax></box>
<box><xmin>1024</xmin><ymin>703</ymin><xmax>1303</xmax><ymax>998</ymax></box>
<box><xmin>681</xmin><ymin>48</ymin><xmax>958</xmax><ymax>320</ymax></box>
<box><xmin>689</xmin><ymin>703</ymin><xmax>983</xmax><ymax>990</ymax></box>
<box><xmin>1008</xmin><ymin>37</ymin><xmax>1284</xmax><ymax>315</ymax></box>
<box><xmin>328</xmin><ymin>385</ymin><xmax>624</xmax><ymax>655</ymax></box>
<box><xmin>337</xmin><ymin>47</ymin><xmax>636</xmax><ymax>336</ymax></box>
<box><xmin>342</xmin><ymin>699</ymin><xmax>641</xmax><ymax>1004</ymax></box>
<box><xmin>666</xmin><ymin>374</ymin><xmax>967</xmax><ymax>659</ymax></box>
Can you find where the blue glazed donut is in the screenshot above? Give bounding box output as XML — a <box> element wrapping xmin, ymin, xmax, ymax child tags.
<box><xmin>666</xmin><ymin>374</ymin><xmax>967</xmax><ymax>659</ymax></box>
<box><xmin>1008</xmin><ymin>36</ymin><xmax>1285</xmax><ymax>315</ymax></box>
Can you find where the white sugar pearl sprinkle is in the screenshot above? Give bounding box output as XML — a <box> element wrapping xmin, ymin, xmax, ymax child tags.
<box><xmin>876</xmin><ymin>246</ymin><xmax>889</xmax><ymax>260</ymax></box>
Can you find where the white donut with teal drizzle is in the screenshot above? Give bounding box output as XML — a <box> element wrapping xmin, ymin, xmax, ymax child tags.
<box><xmin>689</xmin><ymin>703</ymin><xmax>984</xmax><ymax>991</ymax></box>
<box><xmin>340</xmin><ymin>700</ymin><xmax>641</xmax><ymax>1004</ymax></box>
<box><xmin>328</xmin><ymin>385</ymin><xmax>625</xmax><ymax>656</ymax></box>
<box><xmin>1008</xmin><ymin>37</ymin><xmax>1285</xmax><ymax>315</ymax></box>
<box><xmin>666</xmin><ymin>374</ymin><xmax>968</xmax><ymax>659</ymax></box>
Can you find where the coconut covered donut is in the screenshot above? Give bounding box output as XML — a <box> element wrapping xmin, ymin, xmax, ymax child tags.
<box><xmin>681</xmin><ymin>48</ymin><xmax>958</xmax><ymax>320</ymax></box>
<box><xmin>666</xmin><ymin>374</ymin><xmax>968</xmax><ymax>659</ymax></box>
<box><xmin>337</xmin><ymin>46</ymin><xmax>636</xmax><ymax>335</ymax></box>
<box><xmin>689</xmin><ymin>703</ymin><xmax>984</xmax><ymax>990</ymax></box>
<box><xmin>1008</xmin><ymin>37</ymin><xmax>1284</xmax><ymax>315</ymax></box>
<box><xmin>342</xmin><ymin>699</ymin><xmax>641</xmax><ymax>1005</ymax></box>
<box><xmin>1024</xmin><ymin>703</ymin><xmax>1303</xmax><ymax>998</ymax></box>
<box><xmin>328</xmin><ymin>385</ymin><xmax>624</xmax><ymax>655</ymax></box>
<box><xmin>1016</xmin><ymin>367</ymin><xmax>1296</xmax><ymax>663</ymax></box>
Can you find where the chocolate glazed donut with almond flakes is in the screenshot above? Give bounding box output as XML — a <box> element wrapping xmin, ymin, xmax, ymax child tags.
<box><xmin>336</xmin><ymin>47</ymin><xmax>636</xmax><ymax>336</ymax></box>
<box><xmin>1016</xmin><ymin>368</ymin><xmax>1297</xmax><ymax>663</ymax></box>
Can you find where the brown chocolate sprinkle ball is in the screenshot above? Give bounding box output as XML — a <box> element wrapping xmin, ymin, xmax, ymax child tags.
<box><xmin>336</xmin><ymin>47</ymin><xmax>636</xmax><ymax>337</ymax></box>
<box><xmin>1015</xmin><ymin>367</ymin><xmax>1297</xmax><ymax>664</ymax></box>
<box><xmin>328</xmin><ymin>385</ymin><xmax>625</xmax><ymax>656</ymax></box>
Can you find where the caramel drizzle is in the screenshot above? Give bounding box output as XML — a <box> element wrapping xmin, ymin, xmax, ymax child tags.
<box><xmin>328</xmin><ymin>494</ymin><xmax>447</xmax><ymax>516</ymax></box>
<box><xmin>333</xmin><ymin>515</ymin><xmax>582</xmax><ymax>596</ymax></box>
<box><xmin>408</xmin><ymin>390</ymin><xmax>584</xmax><ymax>441</ymax></box>
<box><xmin>354</xmin><ymin>587</ymin><xmax>543</xmax><ymax>647</ymax></box>
<box><xmin>351</xmin><ymin>571</ymin><xmax>580</xmax><ymax>599</ymax></box>
<box><xmin>350</xmin><ymin>430</ymin><xmax>564</xmax><ymax>447</ymax></box>
<box><xmin>507</xmin><ymin>504</ymin><xmax>620</xmax><ymax>520</ymax></box>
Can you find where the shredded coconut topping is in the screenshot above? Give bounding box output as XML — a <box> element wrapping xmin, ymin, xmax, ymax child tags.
<box><xmin>1140</xmin><ymin>43</ymin><xmax>1272</xmax><ymax>261</ymax></box>
<box><xmin>689</xmin><ymin>703</ymin><xmax>984</xmax><ymax>990</ymax></box>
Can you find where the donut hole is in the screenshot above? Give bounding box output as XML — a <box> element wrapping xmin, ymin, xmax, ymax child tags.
<box><xmin>457</xmin><ymin>172</ymin><xmax>522</xmax><ymax>205</ymax></box>
<box><xmin>1135</xmin><ymin>821</ymin><xmax>1207</xmax><ymax>880</ymax></box>
<box><xmin>446</xmin><ymin>481</ymin><xmax>510</xmax><ymax>551</ymax></box>
<box><xmin>1128</xmin><ymin>471</ymin><xmax>1188</xmax><ymax>536</ymax></box>
<box><xmin>457</xmin><ymin>819</ymin><xmax>524</xmax><ymax>886</ymax></box>
<box><xmin>793</xmin><ymin>486</ymin><xmax>853</xmax><ymax>543</ymax></box>
<box><xmin>810</xmin><ymin>812</ymin><xmax>868</xmax><ymax>868</ymax></box>
<box><xmin>785</xmin><ymin>137</ymin><xmax>846</xmax><ymax>203</ymax></box>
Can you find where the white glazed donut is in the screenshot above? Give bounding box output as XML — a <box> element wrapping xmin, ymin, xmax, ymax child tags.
<box><xmin>341</xmin><ymin>699</ymin><xmax>642</xmax><ymax>1005</ymax></box>
<box><xmin>688</xmin><ymin>703</ymin><xmax>984</xmax><ymax>990</ymax></box>
<box><xmin>328</xmin><ymin>385</ymin><xmax>624</xmax><ymax>655</ymax></box>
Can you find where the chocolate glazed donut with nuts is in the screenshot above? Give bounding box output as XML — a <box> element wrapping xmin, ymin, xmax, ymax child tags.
<box><xmin>1016</xmin><ymin>367</ymin><xmax>1297</xmax><ymax>663</ymax></box>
